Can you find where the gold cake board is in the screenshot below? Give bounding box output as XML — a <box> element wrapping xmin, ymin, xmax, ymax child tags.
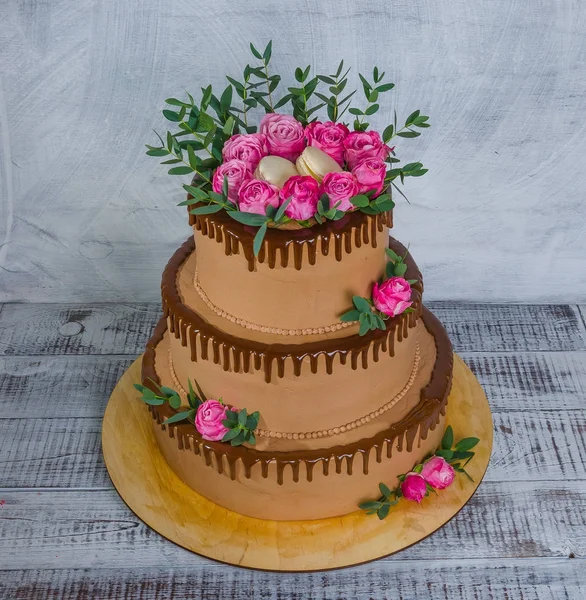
<box><xmin>102</xmin><ymin>354</ymin><xmax>493</xmax><ymax>572</ymax></box>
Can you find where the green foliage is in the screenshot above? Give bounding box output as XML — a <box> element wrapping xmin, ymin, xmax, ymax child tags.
<box><xmin>349</xmin><ymin>192</ymin><xmax>395</xmax><ymax>216</ymax></box>
<box><xmin>339</xmin><ymin>295</ymin><xmax>387</xmax><ymax>336</ymax></box>
<box><xmin>314</xmin><ymin>194</ymin><xmax>345</xmax><ymax>224</ymax></box>
<box><xmin>315</xmin><ymin>60</ymin><xmax>357</xmax><ymax>122</ymax></box>
<box><xmin>222</xmin><ymin>408</ymin><xmax>260</xmax><ymax>447</ymax></box>
<box><xmin>359</xmin><ymin>426</ymin><xmax>481</xmax><ymax>519</ymax></box>
<box><xmin>384</xmin><ymin>246</ymin><xmax>415</xmax><ymax>282</ymax></box>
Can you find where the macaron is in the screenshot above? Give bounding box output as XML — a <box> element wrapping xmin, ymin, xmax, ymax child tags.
<box><xmin>254</xmin><ymin>156</ymin><xmax>298</xmax><ymax>188</ymax></box>
<box><xmin>296</xmin><ymin>146</ymin><xmax>342</xmax><ymax>183</ymax></box>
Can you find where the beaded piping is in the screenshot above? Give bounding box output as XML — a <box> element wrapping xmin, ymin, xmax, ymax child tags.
<box><xmin>167</xmin><ymin>342</ymin><xmax>420</xmax><ymax>440</ymax></box>
<box><xmin>192</xmin><ymin>269</ymin><xmax>355</xmax><ymax>336</ymax></box>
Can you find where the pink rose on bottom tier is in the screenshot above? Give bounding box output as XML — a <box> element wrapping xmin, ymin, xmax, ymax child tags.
<box><xmin>372</xmin><ymin>277</ymin><xmax>413</xmax><ymax>317</ymax></box>
<box><xmin>421</xmin><ymin>456</ymin><xmax>455</xmax><ymax>490</ymax></box>
<box><xmin>352</xmin><ymin>157</ymin><xmax>387</xmax><ymax>196</ymax></box>
<box><xmin>194</xmin><ymin>400</ymin><xmax>229</xmax><ymax>442</ymax></box>
<box><xmin>321</xmin><ymin>171</ymin><xmax>360</xmax><ymax>212</ymax></box>
<box><xmin>211</xmin><ymin>159</ymin><xmax>251</xmax><ymax>203</ymax></box>
<box><xmin>400</xmin><ymin>472</ymin><xmax>428</xmax><ymax>502</ymax></box>
<box><xmin>238</xmin><ymin>179</ymin><xmax>280</xmax><ymax>215</ymax></box>
<box><xmin>280</xmin><ymin>175</ymin><xmax>320</xmax><ymax>220</ymax></box>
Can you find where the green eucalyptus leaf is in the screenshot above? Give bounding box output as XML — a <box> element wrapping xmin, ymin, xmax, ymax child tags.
<box><xmin>340</xmin><ymin>309</ymin><xmax>361</xmax><ymax>322</ymax></box>
<box><xmin>352</xmin><ymin>296</ymin><xmax>372</xmax><ymax>313</ymax></box>
<box><xmin>190</xmin><ymin>205</ymin><xmax>223</xmax><ymax>215</ymax></box>
<box><xmin>349</xmin><ymin>194</ymin><xmax>370</xmax><ymax>208</ymax></box>
<box><xmin>222</xmin><ymin>428</ymin><xmax>241</xmax><ymax>442</ymax></box>
<box><xmin>455</xmin><ymin>437</ymin><xmax>480</xmax><ymax>452</ymax></box>
<box><xmin>228</xmin><ymin>211</ymin><xmax>269</xmax><ymax>226</ymax></box>
<box><xmin>230</xmin><ymin>429</ymin><xmax>248</xmax><ymax>447</ymax></box>
<box><xmin>163</xmin><ymin>410</ymin><xmax>192</xmax><ymax>425</ymax></box>
<box><xmin>141</xmin><ymin>397</ymin><xmax>165</xmax><ymax>406</ymax></box>
<box><xmin>441</xmin><ymin>425</ymin><xmax>454</xmax><ymax>450</ymax></box>
<box><xmin>168</xmin><ymin>166</ymin><xmax>194</xmax><ymax>175</ymax></box>
<box><xmin>379</xmin><ymin>483</ymin><xmax>392</xmax><ymax>497</ymax></box>
<box><xmin>253</xmin><ymin>222</ymin><xmax>268</xmax><ymax>256</ymax></box>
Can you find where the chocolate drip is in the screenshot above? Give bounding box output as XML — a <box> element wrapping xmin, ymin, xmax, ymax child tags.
<box><xmin>190</xmin><ymin>206</ymin><xmax>392</xmax><ymax>272</ymax></box>
<box><xmin>142</xmin><ymin>307</ymin><xmax>454</xmax><ymax>486</ymax></box>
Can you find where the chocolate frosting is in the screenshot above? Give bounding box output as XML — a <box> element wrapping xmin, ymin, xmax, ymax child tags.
<box><xmin>189</xmin><ymin>207</ymin><xmax>393</xmax><ymax>272</ymax></box>
<box><xmin>141</xmin><ymin>307</ymin><xmax>453</xmax><ymax>485</ymax></box>
<box><xmin>162</xmin><ymin>236</ymin><xmax>424</xmax><ymax>383</ymax></box>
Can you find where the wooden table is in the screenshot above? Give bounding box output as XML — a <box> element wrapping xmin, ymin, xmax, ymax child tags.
<box><xmin>0</xmin><ymin>302</ymin><xmax>585</xmax><ymax>599</ymax></box>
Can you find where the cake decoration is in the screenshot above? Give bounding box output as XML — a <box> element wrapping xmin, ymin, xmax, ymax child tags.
<box><xmin>359</xmin><ymin>426</ymin><xmax>480</xmax><ymax>519</ymax></box>
<box><xmin>134</xmin><ymin>379</ymin><xmax>261</xmax><ymax>447</ymax></box>
<box><xmin>146</xmin><ymin>41</ymin><xmax>429</xmax><ymax>256</ymax></box>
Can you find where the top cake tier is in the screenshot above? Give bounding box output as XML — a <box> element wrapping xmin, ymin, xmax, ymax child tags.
<box><xmin>189</xmin><ymin>209</ymin><xmax>396</xmax><ymax>332</ymax></box>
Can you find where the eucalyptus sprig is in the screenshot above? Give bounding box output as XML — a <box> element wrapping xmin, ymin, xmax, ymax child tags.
<box><xmin>348</xmin><ymin>67</ymin><xmax>395</xmax><ymax>132</ymax></box>
<box><xmin>359</xmin><ymin>426</ymin><xmax>480</xmax><ymax>520</ymax></box>
<box><xmin>349</xmin><ymin>192</ymin><xmax>395</xmax><ymax>216</ymax></box>
<box><xmin>384</xmin><ymin>247</ymin><xmax>418</xmax><ymax>285</ymax></box>
<box><xmin>285</xmin><ymin>66</ymin><xmax>324</xmax><ymax>126</ymax></box>
<box><xmin>222</xmin><ymin>408</ymin><xmax>260</xmax><ymax>447</ymax></box>
<box><xmin>315</xmin><ymin>60</ymin><xmax>357</xmax><ymax>122</ymax></box>
<box><xmin>314</xmin><ymin>194</ymin><xmax>345</xmax><ymax>224</ymax></box>
<box><xmin>249</xmin><ymin>41</ymin><xmax>281</xmax><ymax>113</ymax></box>
<box><xmin>134</xmin><ymin>378</ymin><xmax>205</xmax><ymax>426</ymax></box>
<box><xmin>340</xmin><ymin>295</ymin><xmax>387</xmax><ymax>336</ymax></box>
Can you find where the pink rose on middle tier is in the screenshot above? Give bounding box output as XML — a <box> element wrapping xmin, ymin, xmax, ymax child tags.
<box><xmin>194</xmin><ymin>399</ymin><xmax>229</xmax><ymax>442</ymax></box>
<box><xmin>305</xmin><ymin>121</ymin><xmax>350</xmax><ymax>166</ymax></box>
<box><xmin>400</xmin><ymin>472</ymin><xmax>428</xmax><ymax>503</ymax></box>
<box><xmin>421</xmin><ymin>456</ymin><xmax>455</xmax><ymax>490</ymax></box>
<box><xmin>238</xmin><ymin>179</ymin><xmax>280</xmax><ymax>215</ymax></box>
<box><xmin>343</xmin><ymin>130</ymin><xmax>391</xmax><ymax>169</ymax></box>
<box><xmin>259</xmin><ymin>113</ymin><xmax>306</xmax><ymax>162</ymax></box>
<box><xmin>280</xmin><ymin>175</ymin><xmax>320</xmax><ymax>220</ymax></box>
<box><xmin>222</xmin><ymin>133</ymin><xmax>268</xmax><ymax>172</ymax></box>
<box><xmin>321</xmin><ymin>171</ymin><xmax>360</xmax><ymax>212</ymax></box>
<box><xmin>352</xmin><ymin>157</ymin><xmax>387</xmax><ymax>197</ymax></box>
<box><xmin>211</xmin><ymin>159</ymin><xmax>251</xmax><ymax>203</ymax></box>
<box><xmin>372</xmin><ymin>277</ymin><xmax>413</xmax><ymax>317</ymax></box>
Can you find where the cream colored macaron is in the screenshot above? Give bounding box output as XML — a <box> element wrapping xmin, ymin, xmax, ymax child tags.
<box><xmin>254</xmin><ymin>156</ymin><xmax>298</xmax><ymax>189</ymax></box>
<box><xmin>296</xmin><ymin>146</ymin><xmax>342</xmax><ymax>183</ymax></box>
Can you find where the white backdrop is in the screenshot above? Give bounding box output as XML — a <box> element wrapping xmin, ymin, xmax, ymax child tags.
<box><xmin>1</xmin><ymin>0</ymin><xmax>585</xmax><ymax>303</ymax></box>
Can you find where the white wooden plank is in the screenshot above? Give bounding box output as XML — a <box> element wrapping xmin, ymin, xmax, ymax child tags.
<box><xmin>1</xmin><ymin>412</ymin><xmax>585</xmax><ymax>489</ymax></box>
<box><xmin>0</xmin><ymin>356</ymin><xmax>132</xmax><ymax>418</ymax></box>
<box><xmin>2</xmin><ymin>352</ymin><xmax>585</xmax><ymax>419</ymax></box>
<box><xmin>0</xmin><ymin>559</ymin><xmax>584</xmax><ymax>600</ymax></box>
<box><xmin>0</xmin><ymin>303</ymin><xmax>161</xmax><ymax>356</ymax></box>
<box><xmin>0</xmin><ymin>483</ymin><xmax>583</xmax><ymax>570</ymax></box>
<box><xmin>427</xmin><ymin>302</ymin><xmax>586</xmax><ymax>352</ymax></box>
<box><xmin>0</xmin><ymin>303</ymin><xmax>584</xmax><ymax>357</ymax></box>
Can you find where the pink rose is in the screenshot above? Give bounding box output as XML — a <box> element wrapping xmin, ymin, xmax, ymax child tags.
<box><xmin>222</xmin><ymin>133</ymin><xmax>268</xmax><ymax>171</ymax></box>
<box><xmin>194</xmin><ymin>399</ymin><xmax>229</xmax><ymax>442</ymax></box>
<box><xmin>421</xmin><ymin>456</ymin><xmax>455</xmax><ymax>490</ymax></box>
<box><xmin>305</xmin><ymin>121</ymin><xmax>350</xmax><ymax>166</ymax></box>
<box><xmin>280</xmin><ymin>175</ymin><xmax>320</xmax><ymax>220</ymax></box>
<box><xmin>259</xmin><ymin>113</ymin><xmax>306</xmax><ymax>162</ymax></box>
<box><xmin>372</xmin><ymin>277</ymin><xmax>413</xmax><ymax>317</ymax></box>
<box><xmin>212</xmin><ymin>159</ymin><xmax>251</xmax><ymax>203</ymax></box>
<box><xmin>344</xmin><ymin>130</ymin><xmax>390</xmax><ymax>170</ymax></box>
<box><xmin>238</xmin><ymin>178</ymin><xmax>280</xmax><ymax>215</ymax></box>
<box><xmin>321</xmin><ymin>171</ymin><xmax>360</xmax><ymax>212</ymax></box>
<box><xmin>352</xmin><ymin>157</ymin><xmax>387</xmax><ymax>197</ymax></box>
<box><xmin>400</xmin><ymin>472</ymin><xmax>428</xmax><ymax>503</ymax></box>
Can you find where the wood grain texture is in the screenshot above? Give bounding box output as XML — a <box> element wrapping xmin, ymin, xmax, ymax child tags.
<box><xmin>3</xmin><ymin>351</ymin><xmax>586</xmax><ymax>419</ymax></box>
<box><xmin>1</xmin><ymin>302</ymin><xmax>584</xmax><ymax>357</ymax></box>
<box><xmin>0</xmin><ymin>482</ymin><xmax>583</xmax><ymax>570</ymax></box>
<box><xmin>0</xmin><ymin>559</ymin><xmax>584</xmax><ymax>600</ymax></box>
<box><xmin>1</xmin><ymin>0</ymin><xmax>586</xmax><ymax>303</ymax></box>
<box><xmin>1</xmin><ymin>409</ymin><xmax>585</xmax><ymax>489</ymax></box>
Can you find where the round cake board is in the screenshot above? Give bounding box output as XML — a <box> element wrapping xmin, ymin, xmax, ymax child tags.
<box><xmin>102</xmin><ymin>353</ymin><xmax>493</xmax><ymax>572</ymax></box>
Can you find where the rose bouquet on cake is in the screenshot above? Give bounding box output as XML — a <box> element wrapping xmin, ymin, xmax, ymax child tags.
<box><xmin>146</xmin><ymin>41</ymin><xmax>430</xmax><ymax>257</ymax></box>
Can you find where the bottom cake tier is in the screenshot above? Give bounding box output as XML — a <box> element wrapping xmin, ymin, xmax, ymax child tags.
<box><xmin>141</xmin><ymin>307</ymin><xmax>453</xmax><ymax>521</ymax></box>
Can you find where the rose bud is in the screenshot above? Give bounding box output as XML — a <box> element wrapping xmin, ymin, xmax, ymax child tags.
<box><xmin>352</xmin><ymin>157</ymin><xmax>387</xmax><ymax>197</ymax></box>
<box><xmin>400</xmin><ymin>472</ymin><xmax>428</xmax><ymax>502</ymax></box>
<box><xmin>305</xmin><ymin>121</ymin><xmax>350</xmax><ymax>166</ymax></box>
<box><xmin>212</xmin><ymin>159</ymin><xmax>251</xmax><ymax>203</ymax></box>
<box><xmin>343</xmin><ymin>130</ymin><xmax>390</xmax><ymax>170</ymax></box>
<box><xmin>421</xmin><ymin>456</ymin><xmax>455</xmax><ymax>490</ymax></box>
<box><xmin>238</xmin><ymin>179</ymin><xmax>280</xmax><ymax>215</ymax></box>
<box><xmin>259</xmin><ymin>113</ymin><xmax>306</xmax><ymax>162</ymax></box>
<box><xmin>222</xmin><ymin>133</ymin><xmax>268</xmax><ymax>172</ymax></box>
<box><xmin>254</xmin><ymin>155</ymin><xmax>298</xmax><ymax>189</ymax></box>
<box><xmin>372</xmin><ymin>277</ymin><xmax>413</xmax><ymax>317</ymax></box>
<box><xmin>194</xmin><ymin>400</ymin><xmax>229</xmax><ymax>442</ymax></box>
<box><xmin>296</xmin><ymin>146</ymin><xmax>342</xmax><ymax>183</ymax></box>
<box><xmin>321</xmin><ymin>171</ymin><xmax>360</xmax><ymax>212</ymax></box>
<box><xmin>279</xmin><ymin>175</ymin><xmax>320</xmax><ymax>220</ymax></box>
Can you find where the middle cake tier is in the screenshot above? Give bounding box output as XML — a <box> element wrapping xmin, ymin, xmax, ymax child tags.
<box><xmin>163</xmin><ymin>237</ymin><xmax>429</xmax><ymax>451</ymax></box>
